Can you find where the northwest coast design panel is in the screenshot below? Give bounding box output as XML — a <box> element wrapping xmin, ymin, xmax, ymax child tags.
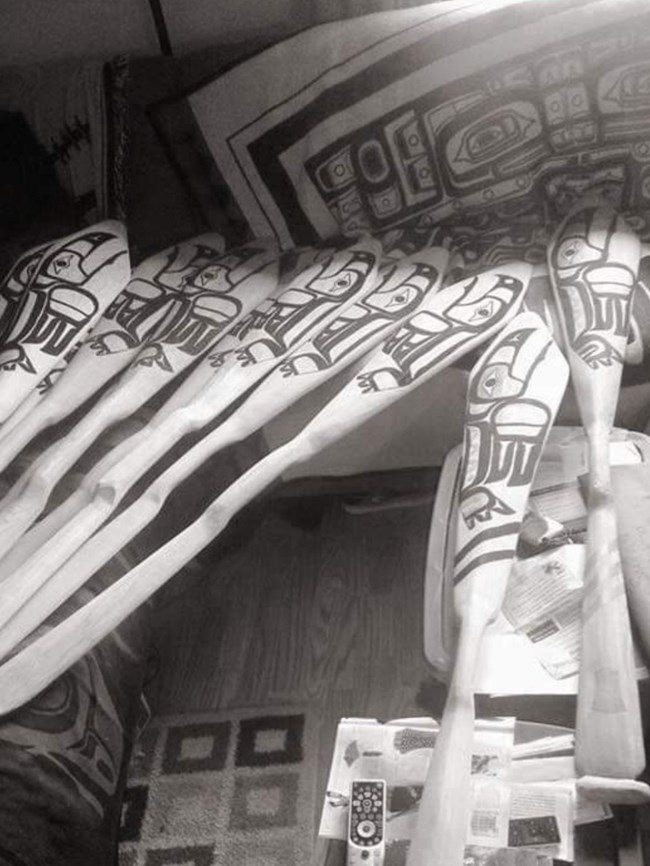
<box><xmin>550</xmin><ymin>202</ymin><xmax>635</xmax><ymax>368</ymax></box>
<box><xmin>212</xmin><ymin>247</ymin><xmax>377</xmax><ymax>366</ymax></box>
<box><xmin>300</xmin><ymin>29</ymin><xmax>650</xmax><ymax>241</ymax></box>
<box><xmin>0</xmin><ymin>231</ymin><xmax>123</xmax><ymax>375</ymax></box>
<box><xmin>277</xmin><ymin>258</ymin><xmax>439</xmax><ymax>376</ymax></box>
<box><xmin>195</xmin><ymin>4</ymin><xmax>650</xmax><ymax>248</ymax></box>
<box><xmin>453</xmin><ymin>324</ymin><xmax>556</xmax><ymax>585</ymax></box>
<box><xmin>88</xmin><ymin>241</ymin><xmax>270</xmax><ymax>372</ymax></box>
<box><xmin>353</xmin><ymin>271</ymin><xmax>526</xmax><ymax>393</ymax></box>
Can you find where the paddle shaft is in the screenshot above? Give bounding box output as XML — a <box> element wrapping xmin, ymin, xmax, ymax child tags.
<box><xmin>575</xmin><ymin>421</ymin><xmax>645</xmax><ymax>778</ymax></box>
<box><xmin>0</xmin><ymin>406</ymin><xmax>266</xmax><ymax>656</ymax></box>
<box><xmin>0</xmin><ymin>418</ymin><xmax>155</xmax><ymax>584</ymax></box>
<box><xmin>611</xmin><ymin>463</ymin><xmax>650</xmax><ymax>665</ymax></box>
<box><xmin>1</xmin><ymin>313</ymin><xmax>500</xmax><ymax>684</ymax></box>
<box><xmin>0</xmin><ymin>433</ymin><xmax>310</xmax><ymax>713</ymax></box>
<box><xmin>0</xmin><ymin>375</ymin><xmax>174</xmax><ymax>558</ymax></box>
<box><xmin>3</xmin><ymin>245</ymin><xmax>457</xmax><ymax>607</ymax></box>
<box><xmin>0</xmin><ymin>360</ymin><xmax>327</xmax><ymax>644</ymax></box>
<box><xmin>407</xmin><ymin>566</ymin><xmax>510</xmax><ymax>866</ymax></box>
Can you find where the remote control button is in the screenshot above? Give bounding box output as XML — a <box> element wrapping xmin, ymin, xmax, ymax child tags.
<box><xmin>357</xmin><ymin>820</ymin><xmax>376</xmax><ymax>838</ymax></box>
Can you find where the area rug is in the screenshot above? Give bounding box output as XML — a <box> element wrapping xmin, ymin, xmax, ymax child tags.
<box><xmin>118</xmin><ymin>706</ymin><xmax>320</xmax><ymax>866</ymax></box>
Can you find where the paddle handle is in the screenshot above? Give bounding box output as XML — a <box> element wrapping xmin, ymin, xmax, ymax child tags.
<box><xmin>407</xmin><ymin>595</ymin><xmax>495</xmax><ymax>866</ymax></box>
<box><xmin>0</xmin><ymin>406</ymin><xmax>326</xmax><ymax>662</ymax></box>
<box><xmin>0</xmin><ymin>437</ymin><xmax>311</xmax><ymax>714</ymax></box>
<box><xmin>611</xmin><ymin>464</ymin><xmax>650</xmax><ymax>665</ymax></box>
<box><xmin>0</xmin><ymin>396</ymin><xmax>59</xmax><ymax>476</ymax></box>
<box><xmin>0</xmin><ymin>502</ymin><xmax>110</xmax><ymax>643</ymax></box>
<box><xmin>0</xmin><ymin>411</ymin><xmax>158</xmax><ymax>585</ymax></box>
<box><xmin>0</xmin><ymin>363</ymin><xmax>276</xmax><ymax>601</ymax></box>
<box><xmin>575</xmin><ymin>427</ymin><xmax>645</xmax><ymax>778</ymax></box>
<box><xmin>0</xmin><ymin>495</ymin><xmax>160</xmax><ymax>660</ymax></box>
<box><xmin>0</xmin><ymin>486</ymin><xmax>90</xmax><ymax>584</ymax></box>
<box><xmin>0</xmin><ymin>376</ymin><xmax>153</xmax><ymax>558</ymax></box>
<box><xmin>0</xmin><ymin>411</ymin><xmax>251</xmax><ymax>658</ymax></box>
<box><xmin>0</xmin><ymin>411</ymin><xmax>204</xmax><ymax>617</ymax></box>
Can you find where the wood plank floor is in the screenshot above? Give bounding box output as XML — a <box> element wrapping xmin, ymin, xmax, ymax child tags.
<box><xmin>143</xmin><ymin>488</ymin><xmax>645</xmax><ymax>865</ymax></box>
<box><xmin>146</xmin><ymin>492</ymin><xmax>444</xmax><ymax>832</ymax></box>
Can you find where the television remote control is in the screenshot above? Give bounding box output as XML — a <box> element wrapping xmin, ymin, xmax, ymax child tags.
<box><xmin>347</xmin><ymin>779</ymin><xmax>386</xmax><ymax>865</ymax></box>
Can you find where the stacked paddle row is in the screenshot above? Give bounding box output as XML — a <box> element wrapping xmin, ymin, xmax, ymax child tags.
<box><xmin>0</xmin><ymin>199</ymin><xmax>646</xmax><ymax>864</ymax></box>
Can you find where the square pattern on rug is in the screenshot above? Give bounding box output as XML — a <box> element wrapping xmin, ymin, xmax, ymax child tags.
<box><xmin>119</xmin><ymin>708</ymin><xmax>318</xmax><ymax>866</ymax></box>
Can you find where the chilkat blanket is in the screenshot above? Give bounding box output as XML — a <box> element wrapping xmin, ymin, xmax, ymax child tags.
<box><xmin>187</xmin><ymin>0</ymin><xmax>650</xmax><ymax>258</ymax></box>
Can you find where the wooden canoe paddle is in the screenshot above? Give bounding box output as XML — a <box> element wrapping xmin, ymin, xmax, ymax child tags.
<box><xmin>0</xmin><ymin>238</ymin><xmax>281</xmax><ymax>557</ymax></box>
<box><xmin>0</xmin><ymin>222</ymin><xmax>130</xmax><ymax>423</ymax></box>
<box><xmin>0</xmin><ymin>240</ymin><xmax>53</xmax><ymax>340</ymax></box>
<box><xmin>548</xmin><ymin>195</ymin><xmax>650</xmax><ymax>803</ymax></box>
<box><xmin>610</xmin><ymin>462</ymin><xmax>650</xmax><ymax>667</ymax></box>
<box><xmin>0</xmin><ymin>261</ymin><xmax>533</xmax><ymax>713</ymax></box>
<box><xmin>406</xmin><ymin>312</ymin><xmax>568</xmax><ymax>866</ymax></box>
<box><xmin>0</xmin><ymin>232</ymin><xmax>227</xmax><ymax>470</ymax></box>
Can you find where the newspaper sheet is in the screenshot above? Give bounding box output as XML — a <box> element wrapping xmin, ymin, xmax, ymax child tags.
<box><xmin>474</xmin><ymin>544</ymin><xmax>647</xmax><ymax>695</ymax></box>
<box><xmin>466</xmin><ymin>432</ymin><xmax>648</xmax><ymax>694</ymax></box>
<box><xmin>502</xmin><ymin>547</ymin><xmax>584</xmax><ymax>681</ymax></box>
<box><xmin>318</xmin><ymin>717</ymin><xmax>588</xmax><ymax>864</ymax></box>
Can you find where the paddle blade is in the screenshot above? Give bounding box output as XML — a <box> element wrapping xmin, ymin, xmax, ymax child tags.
<box><xmin>454</xmin><ymin>311</ymin><xmax>570</xmax><ymax>615</ymax></box>
<box><xmin>548</xmin><ymin>196</ymin><xmax>640</xmax><ymax>429</ymax></box>
<box><xmin>407</xmin><ymin>313</ymin><xmax>568</xmax><ymax>866</ymax></box>
<box><xmin>301</xmin><ymin>261</ymin><xmax>533</xmax><ymax>450</ymax></box>
<box><xmin>0</xmin><ymin>222</ymin><xmax>131</xmax><ymax>422</ymax></box>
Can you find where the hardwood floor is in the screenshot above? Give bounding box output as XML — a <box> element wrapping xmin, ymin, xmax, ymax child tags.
<box><xmin>146</xmin><ymin>491</ymin><xmax>443</xmax><ymax>831</ymax></box>
<box><xmin>142</xmin><ymin>483</ymin><xmax>648</xmax><ymax>866</ymax></box>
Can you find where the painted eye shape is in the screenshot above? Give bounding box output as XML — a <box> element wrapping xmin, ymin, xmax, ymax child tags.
<box><xmin>334</xmin><ymin>273</ymin><xmax>353</xmax><ymax>289</ymax></box>
<box><xmin>469</xmin><ymin>300</ymin><xmax>495</xmax><ymax>323</ymax></box>
<box><xmin>479</xmin><ymin>365</ymin><xmax>503</xmax><ymax>397</ymax></box>
<box><xmin>558</xmin><ymin>238</ymin><xmax>582</xmax><ymax>263</ymax></box>
<box><xmin>484</xmin><ymin>374</ymin><xmax>498</xmax><ymax>391</ymax></box>
<box><xmin>198</xmin><ymin>268</ymin><xmax>226</xmax><ymax>287</ymax></box>
<box><xmin>53</xmin><ymin>254</ymin><xmax>73</xmax><ymax>273</ymax></box>
<box><xmin>384</xmin><ymin>285</ymin><xmax>419</xmax><ymax>309</ymax></box>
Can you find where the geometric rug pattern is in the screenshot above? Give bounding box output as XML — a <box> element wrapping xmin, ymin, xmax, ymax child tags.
<box><xmin>118</xmin><ymin>707</ymin><xmax>319</xmax><ymax>866</ymax></box>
